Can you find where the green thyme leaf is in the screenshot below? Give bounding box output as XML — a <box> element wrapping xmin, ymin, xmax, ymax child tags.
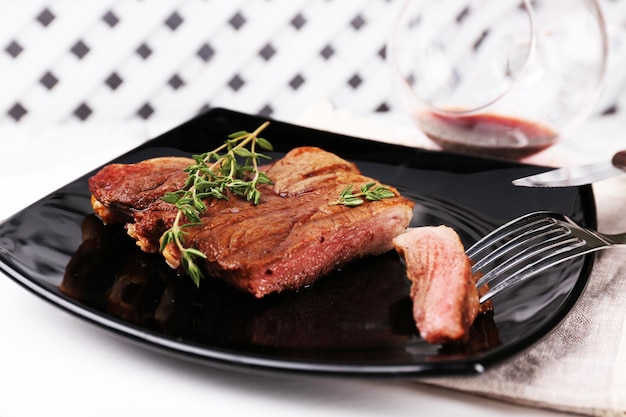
<box><xmin>329</xmin><ymin>183</ymin><xmax>395</xmax><ymax>207</ymax></box>
<box><xmin>234</xmin><ymin>147</ymin><xmax>252</xmax><ymax>158</ymax></box>
<box><xmin>256</xmin><ymin>137</ymin><xmax>273</xmax><ymax>151</ymax></box>
<box><xmin>159</xmin><ymin>121</ymin><xmax>273</xmax><ymax>286</ymax></box>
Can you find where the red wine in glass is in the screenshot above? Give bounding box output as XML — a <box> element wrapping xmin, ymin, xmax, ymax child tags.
<box><xmin>417</xmin><ymin>112</ymin><xmax>558</xmax><ymax>160</ymax></box>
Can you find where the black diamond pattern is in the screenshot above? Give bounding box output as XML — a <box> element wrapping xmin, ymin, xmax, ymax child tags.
<box><xmin>348</xmin><ymin>74</ymin><xmax>362</xmax><ymax>89</ymax></box>
<box><xmin>5</xmin><ymin>40</ymin><xmax>23</xmax><ymax>58</ymax></box>
<box><xmin>378</xmin><ymin>45</ymin><xmax>386</xmax><ymax>60</ymax></box>
<box><xmin>351</xmin><ymin>14</ymin><xmax>366</xmax><ymax>31</ymax></box>
<box><xmin>601</xmin><ymin>104</ymin><xmax>618</xmax><ymax>115</ymax></box>
<box><xmin>320</xmin><ymin>44</ymin><xmax>334</xmax><ymax>60</ymax></box>
<box><xmin>259</xmin><ymin>43</ymin><xmax>276</xmax><ymax>61</ymax></box>
<box><xmin>289</xmin><ymin>74</ymin><xmax>304</xmax><ymax>90</ymax></box>
<box><xmin>259</xmin><ymin>104</ymin><xmax>273</xmax><ymax>117</ymax></box>
<box><xmin>105</xmin><ymin>72</ymin><xmax>123</xmax><ymax>90</ymax></box>
<box><xmin>375</xmin><ymin>102</ymin><xmax>390</xmax><ymax>112</ymax></box>
<box><xmin>197</xmin><ymin>43</ymin><xmax>215</xmax><ymax>62</ymax></box>
<box><xmin>74</xmin><ymin>103</ymin><xmax>92</xmax><ymax>121</ymax></box>
<box><xmin>102</xmin><ymin>10</ymin><xmax>119</xmax><ymax>27</ymax></box>
<box><xmin>8</xmin><ymin>103</ymin><xmax>27</xmax><ymax>121</ymax></box>
<box><xmin>198</xmin><ymin>103</ymin><xmax>211</xmax><ymax>114</ymax></box>
<box><xmin>36</xmin><ymin>8</ymin><xmax>55</xmax><ymax>27</ymax></box>
<box><xmin>71</xmin><ymin>40</ymin><xmax>90</xmax><ymax>59</ymax></box>
<box><xmin>456</xmin><ymin>6</ymin><xmax>471</xmax><ymax>23</ymax></box>
<box><xmin>1</xmin><ymin>3</ymin><xmax>432</xmax><ymax>125</ymax></box>
<box><xmin>408</xmin><ymin>15</ymin><xmax>421</xmax><ymax>29</ymax></box>
<box><xmin>137</xmin><ymin>103</ymin><xmax>154</xmax><ymax>119</ymax></box>
<box><xmin>229</xmin><ymin>12</ymin><xmax>246</xmax><ymax>30</ymax></box>
<box><xmin>168</xmin><ymin>74</ymin><xmax>185</xmax><ymax>90</ymax></box>
<box><xmin>291</xmin><ymin>13</ymin><xmax>306</xmax><ymax>30</ymax></box>
<box><xmin>473</xmin><ymin>30</ymin><xmax>489</xmax><ymax>51</ymax></box>
<box><xmin>165</xmin><ymin>12</ymin><xmax>183</xmax><ymax>31</ymax></box>
<box><xmin>136</xmin><ymin>43</ymin><xmax>152</xmax><ymax>59</ymax></box>
<box><xmin>40</xmin><ymin>71</ymin><xmax>58</xmax><ymax>90</ymax></box>
<box><xmin>228</xmin><ymin>74</ymin><xmax>245</xmax><ymax>91</ymax></box>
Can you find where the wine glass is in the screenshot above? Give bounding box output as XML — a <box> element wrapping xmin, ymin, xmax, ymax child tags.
<box><xmin>388</xmin><ymin>0</ymin><xmax>608</xmax><ymax>159</ymax></box>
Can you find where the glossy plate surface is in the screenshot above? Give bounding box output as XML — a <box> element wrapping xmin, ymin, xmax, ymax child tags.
<box><xmin>0</xmin><ymin>108</ymin><xmax>596</xmax><ymax>376</ymax></box>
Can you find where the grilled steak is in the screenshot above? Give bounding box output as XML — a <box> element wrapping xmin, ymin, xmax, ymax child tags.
<box><xmin>89</xmin><ymin>146</ymin><xmax>415</xmax><ymax>298</ymax></box>
<box><xmin>393</xmin><ymin>226</ymin><xmax>482</xmax><ymax>344</ymax></box>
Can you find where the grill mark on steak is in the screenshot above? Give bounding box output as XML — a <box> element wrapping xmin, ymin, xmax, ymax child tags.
<box><xmin>89</xmin><ymin>146</ymin><xmax>415</xmax><ymax>298</ymax></box>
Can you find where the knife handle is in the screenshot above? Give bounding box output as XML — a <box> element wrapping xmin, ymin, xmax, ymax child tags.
<box><xmin>612</xmin><ymin>150</ymin><xmax>626</xmax><ymax>171</ymax></box>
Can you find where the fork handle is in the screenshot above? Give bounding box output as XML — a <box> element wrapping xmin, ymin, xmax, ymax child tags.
<box><xmin>603</xmin><ymin>232</ymin><xmax>626</xmax><ymax>245</ymax></box>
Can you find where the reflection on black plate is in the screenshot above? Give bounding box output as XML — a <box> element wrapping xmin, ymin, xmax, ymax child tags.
<box><xmin>0</xmin><ymin>108</ymin><xmax>596</xmax><ymax>376</ymax></box>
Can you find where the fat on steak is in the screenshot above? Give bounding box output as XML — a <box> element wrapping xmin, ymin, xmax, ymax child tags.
<box><xmin>89</xmin><ymin>146</ymin><xmax>415</xmax><ymax>298</ymax></box>
<box><xmin>393</xmin><ymin>226</ymin><xmax>487</xmax><ymax>344</ymax></box>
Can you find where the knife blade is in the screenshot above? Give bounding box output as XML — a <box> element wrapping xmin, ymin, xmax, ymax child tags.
<box><xmin>513</xmin><ymin>150</ymin><xmax>626</xmax><ymax>187</ymax></box>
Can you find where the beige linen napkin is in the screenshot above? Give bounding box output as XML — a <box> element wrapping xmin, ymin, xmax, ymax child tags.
<box><xmin>422</xmin><ymin>176</ymin><xmax>626</xmax><ymax>417</ymax></box>
<box><xmin>294</xmin><ymin>103</ymin><xmax>626</xmax><ymax>416</ymax></box>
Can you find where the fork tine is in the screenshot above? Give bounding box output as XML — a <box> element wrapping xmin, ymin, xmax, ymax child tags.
<box><xmin>478</xmin><ymin>238</ymin><xmax>594</xmax><ymax>303</ymax></box>
<box><xmin>466</xmin><ymin>211</ymin><xmax>552</xmax><ymax>259</ymax></box>
<box><xmin>470</xmin><ymin>218</ymin><xmax>561</xmax><ymax>274</ymax></box>
<box><xmin>469</xmin><ymin>211</ymin><xmax>614</xmax><ymax>304</ymax></box>
<box><xmin>475</xmin><ymin>232</ymin><xmax>583</xmax><ymax>288</ymax></box>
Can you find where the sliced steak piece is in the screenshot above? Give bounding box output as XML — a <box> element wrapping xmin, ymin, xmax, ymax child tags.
<box><xmin>393</xmin><ymin>226</ymin><xmax>481</xmax><ymax>344</ymax></box>
<box><xmin>89</xmin><ymin>146</ymin><xmax>415</xmax><ymax>298</ymax></box>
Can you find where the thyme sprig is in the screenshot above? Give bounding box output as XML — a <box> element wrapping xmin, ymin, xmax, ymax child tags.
<box><xmin>159</xmin><ymin>121</ymin><xmax>273</xmax><ymax>286</ymax></box>
<box><xmin>330</xmin><ymin>182</ymin><xmax>395</xmax><ymax>207</ymax></box>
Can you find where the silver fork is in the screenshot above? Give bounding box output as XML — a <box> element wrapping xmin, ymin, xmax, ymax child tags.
<box><xmin>467</xmin><ymin>211</ymin><xmax>626</xmax><ymax>303</ymax></box>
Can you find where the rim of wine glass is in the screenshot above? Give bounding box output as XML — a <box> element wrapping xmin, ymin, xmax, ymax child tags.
<box><xmin>388</xmin><ymin>0</ymin><xmax>609</xmax><ymax>119</ymax></box>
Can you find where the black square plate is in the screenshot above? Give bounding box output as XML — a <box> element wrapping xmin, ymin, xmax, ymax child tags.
<box><xmin>0</xmin><ymin>108</ymin><xmax>595</xmax><ymax>376</ymax></box>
